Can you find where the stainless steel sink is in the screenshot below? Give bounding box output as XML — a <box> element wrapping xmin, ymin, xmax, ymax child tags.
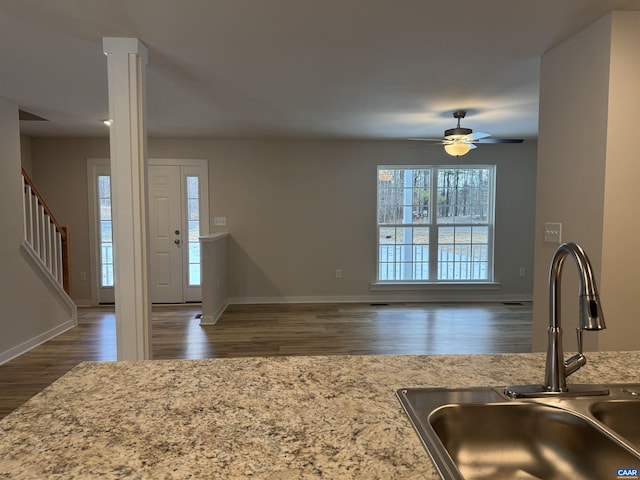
<box><xmin>397</xmin><ymin>385</ymin><xmax>640</xmax><ymax>480</ymax></box>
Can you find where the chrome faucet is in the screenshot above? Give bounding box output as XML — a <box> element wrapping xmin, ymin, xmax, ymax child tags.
<box><xmin>506</xmin><ymin>242</ymin><xmax>607</xmax><ymax>398</ymax></box>
<box><xmin>545</xmin><ymin>242</ymin><xmax>606</xmax><ymax>391</ymax></box>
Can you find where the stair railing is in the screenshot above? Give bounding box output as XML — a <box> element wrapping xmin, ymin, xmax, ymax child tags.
<box><xmin>21</xmin><ymin>168</ymin><xmax>71</xmax><ymax>295</ymax></box>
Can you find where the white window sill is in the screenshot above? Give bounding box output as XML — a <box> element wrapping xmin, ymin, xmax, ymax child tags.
<box><xmin>370</xmin><ymin>281</ymin><xmax>501</xmax><ymax>292</ymax></box>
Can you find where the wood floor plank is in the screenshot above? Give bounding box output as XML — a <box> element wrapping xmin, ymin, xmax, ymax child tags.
<box><xmin>0</xmin><ymin>302</ymin><xmax>531</xmax><ymax>419</ymax></box>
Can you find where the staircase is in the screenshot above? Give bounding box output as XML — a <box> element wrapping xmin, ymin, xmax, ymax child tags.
<box><xmin>21</xmin><ymin>168</ymin><xmax>71</xmax><ymax>295</ymax></box>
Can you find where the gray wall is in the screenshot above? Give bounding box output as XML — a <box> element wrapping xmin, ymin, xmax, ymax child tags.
<box><xmin>533</xmin><ymin>12</ymin><xmax>640</xmax><ymax>352</ymax></box>
<box><xmin>0</xmin><ymin>97</ymin><xmax>75</xmax><ymax>363</ymax></box>
<box><xmin>30</xmin><ymin>136</ymin><xmax>537</xmax><ymax>304</ymax></box>
<box><xmin>20</xmin><ymin>135</ymin><xmax>32</xmax><ymax>174</ymax></box>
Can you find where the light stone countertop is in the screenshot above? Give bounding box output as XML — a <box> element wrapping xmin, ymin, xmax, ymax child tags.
<box><xmin>1</xmin><ymin>352</ymin><xmax>640</xmax><ymax>479</ymax></box>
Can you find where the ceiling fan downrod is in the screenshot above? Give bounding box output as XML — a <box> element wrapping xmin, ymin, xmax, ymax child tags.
<box><xmin>445</xmin><ymin>110</ymin><xmax>472</xmax><ymax>138</ymax></box>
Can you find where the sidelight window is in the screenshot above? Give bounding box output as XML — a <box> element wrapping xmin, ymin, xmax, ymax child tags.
<box><xmin>186</xmin><ymin>176</ymin><xmax>201</xmax><ymax>286</ymax></box>
<box><xmin>98</xmin><ymin>175</ymin><xmax>114</xmax><ymax>287</ymax></box>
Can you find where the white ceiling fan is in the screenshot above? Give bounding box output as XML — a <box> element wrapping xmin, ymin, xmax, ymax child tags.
<box><xmin>409</xmin><ymin>110</ymin><xmax>524</xmax><ymax>156</ymax></box>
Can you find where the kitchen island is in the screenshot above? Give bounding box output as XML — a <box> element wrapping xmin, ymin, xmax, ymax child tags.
<box><xmin>1</xmin><ymin>352</ymin><xmax>639</xmax><ymax>479</ymax></box>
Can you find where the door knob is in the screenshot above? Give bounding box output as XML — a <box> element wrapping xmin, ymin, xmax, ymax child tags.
<box><xmin>174</xmin><ymin>230</ymin><xmax>180</xmax><ymax>235</ymax></box>
<box><xmin>174</xmin><ymin>239</ymin><xmax>181</xmax><ymax>245</ymax></box>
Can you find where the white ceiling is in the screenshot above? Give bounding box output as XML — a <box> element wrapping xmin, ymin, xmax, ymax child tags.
<box><xmin>2</xmin><ymin>0</ymin><xmax>639</xmax><ymax>140</ymax></box>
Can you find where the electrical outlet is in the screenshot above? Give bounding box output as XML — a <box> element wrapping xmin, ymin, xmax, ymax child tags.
<box><xmin>80</xmin><ymin>271</ymin><xmax>87</xmax><ymax>281</ymax></box>
<box><xmin>519</xmin><ymin>267</ymin><xmax>526</xmax><ymax>277</ymax></box>
<box><xmin>335</xmin><ymin>268</ymin><xmax>342</xmax><ymax>279</ymax></box>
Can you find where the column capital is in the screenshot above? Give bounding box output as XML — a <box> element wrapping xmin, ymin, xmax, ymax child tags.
<box><xmin>103</xmin><ymin>37</ymin><xmax>148</xmax><ymax>64</ymax></box>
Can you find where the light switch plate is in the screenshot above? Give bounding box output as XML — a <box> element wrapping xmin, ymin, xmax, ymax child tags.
<box><xmin>544</xmin><ymin>222</ymin><xmax>562</xmax><ymax>244</ymax></box>
<box><xmin>213</xmin><ymin>216</ymin><xmax>227</xmax><ymax>226</ymax></box>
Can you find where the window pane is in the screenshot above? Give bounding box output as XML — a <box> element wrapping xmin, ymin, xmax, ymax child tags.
<box><xmin>377</xmin><ymin>226</ymin><xmax>429</xmax><ymax>281</ymax></box>
<box><xmin>187</xmin><ymin>199</ymin><xmax>199</xmax><ymax>221</ymax></box>
<box><xmin>377</xmin><ymin>168</ymin><xmax>431</xmax><ymax>225</ymax></box>
<box><xmin>188</xmin><ymin>220</ymin><xmax>200</xmax><ymax>242</ymax></box>
<box><xmin>101</xmin><ymin>244</ymin><xmax>114</xmax><ymax>287</ymax></box>
<box><xmin>379</xmin><ymin>226</ymin><xmax>397</xmax><ymax>244</ymax></box>
<box><xmin>100</xmin><ymin>220</ymin><xmax>112</xmax><ymax>242</ymax></box>
<box><xmin>98</xmin><ymin>176</ymin><xmax>110</xmax><ymax>197</ymax></box>
<box><xmin>187</xmin><ymin>176</ymin><xmax>199</xmax><ymax>198</ymax></box>
<box><xmin>472</xmin><ymin>225</ymin><xmax>488</xmax><ymax>243</ymax></box>
<box><xmin>189</xmin><ymin>238</ymin><xmax>201</xmax><ymax>285</ymax></box>
<box><xmin>437</xmin><ymin>225</ymin><xmax>489</xmax><ymax>281</ymax></box>
<box><xmin>437</xmin><ymin>168</ymin><xmax>491</xmax><ymax>224</ymax></box>
<box><xmin>101</xmin><ymin>244</ymin><xmax>113</xmax><ymax>264</ymax></box>
<box><xmin>189</xmin><ymin>242</ymin><xmax>201</xmax><ymax>264</ymax></box>
<box><xmin>454</xmin><ymin>226</ymin><xmax>471</xmax><ymax>243</ymax></box>
<box><xmin>99</xmin><ymin>198</ymin><xmax>111</xmax><ymax>220</ymax></box>
<box><xmin>412</xmin><ymin>169</ymin><xmax>430</xmax><ymax>224</ymax></box>
<box><xmin>189</xmin><ymin>263</ymin><xmax>201</xmax><ymax>286</ymax></box>
<box><xmin>101</xmin><ymin>264</ymin><xmax>114</xmax><ymax>287</ymax></box>
<box><xmin>414</xmin><ymin>227</ymin><xmax>429</xmax><ymax>245</ymax></box>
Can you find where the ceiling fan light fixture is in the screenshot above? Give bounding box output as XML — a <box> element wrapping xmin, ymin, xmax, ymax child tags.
<box><xmin>444</xmin><ymin>142</ymin><xmax>471</xmax><ymax>157</ymax></box>
<box><xmin>408</xmin><ymin>110</ymin><xmax>524</xmax><ymax>152</ymax></box>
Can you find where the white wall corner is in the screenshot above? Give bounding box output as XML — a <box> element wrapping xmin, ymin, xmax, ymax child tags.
<box><xmin>199</xmin><ymin>301</ymin><xmax>229</xmax><ymax>326</ymax></box>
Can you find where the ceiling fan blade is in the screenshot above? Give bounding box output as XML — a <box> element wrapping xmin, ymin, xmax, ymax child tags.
<box><xmin>470</xmin><ymin>131</ymin><xmax>491</xmax><ymax>140</ymax></box>
<box><xmin>474</xmin><ymin>138</ymin><xmax>524</xmax><ymax>144</ymax></box>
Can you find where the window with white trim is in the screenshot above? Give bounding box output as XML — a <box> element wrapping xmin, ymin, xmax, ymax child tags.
<box><xmin>377</xmin><ymin>166</ymin><xmax>495</xmax><ymax>282</ymax></box>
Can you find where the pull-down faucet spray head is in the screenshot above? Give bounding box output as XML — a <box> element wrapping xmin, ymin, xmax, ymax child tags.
<box><xmin>580</xmin><ymin>293</ymin><xmax>606</xmax><ymax>331</ymax></box>
<box><xmin>573</xmin><ymin>240</ymin><xmax>606</xmax><ymax>332</ymax></box>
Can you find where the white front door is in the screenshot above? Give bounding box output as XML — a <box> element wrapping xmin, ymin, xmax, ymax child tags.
<box><xmin>148</xmin><ymin>165</ymin><xmax>184</xmax><ymax>303</ymax></box>
<box><xmin>88</xmin><ymin>158</ymin><xmax>209</xmax><ymax>305</ymax></box>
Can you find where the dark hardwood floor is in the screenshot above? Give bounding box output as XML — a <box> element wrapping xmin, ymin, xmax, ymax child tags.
<box><xmin>0</xmin><ymin>301</ymin><xmax>531</xmax><ymax>419</ymax></box>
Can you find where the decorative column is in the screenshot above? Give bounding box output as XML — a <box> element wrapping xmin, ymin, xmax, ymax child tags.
<box><xmin>103</xmin><ymin>37</ymin><xmax>152</xmax><ymax>360</ymax></box>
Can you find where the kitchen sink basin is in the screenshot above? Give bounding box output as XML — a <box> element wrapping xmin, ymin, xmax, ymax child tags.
<box><xmin>431</xmin><ymin>402</ymin><xmax>636</xmax><ymax>479</ymax></box>
<box><xmin>591</xmin><ymin>397</ymin><xmax>640</xmax><ymax>448</ymax></box>
<box><xmin>397</xmin><ymin>385</ymin><xmax>640</xmax><ymax>480</ymax></box>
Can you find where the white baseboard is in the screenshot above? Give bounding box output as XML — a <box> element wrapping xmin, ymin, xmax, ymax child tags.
<box><xmin>0</xmin><ymin>318</ymin><xmax>76</xmax><ymax>365</ymax></box>
<box><xmin>228</xmin><ymin>293</ymin><xmax>532</xmax><ymax>305</ymax></box>
<box><xmin>74</xmin><ymin>299</ymin><xmax>94</xmax><ymax>307</ymax></box>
